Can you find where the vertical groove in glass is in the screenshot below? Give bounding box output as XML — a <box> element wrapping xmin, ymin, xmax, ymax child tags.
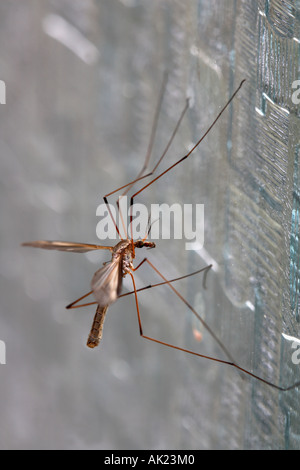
<box><xmin>290</xmin><ymin>145</ymin><xmax>300</xmax><ymax>322</ymax></box>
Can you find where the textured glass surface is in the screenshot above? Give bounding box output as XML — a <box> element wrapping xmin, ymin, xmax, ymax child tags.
<box><xmin>0</xmin><ymin>0</ymin><xmax>299</xmax><ymax>450</ymax></box>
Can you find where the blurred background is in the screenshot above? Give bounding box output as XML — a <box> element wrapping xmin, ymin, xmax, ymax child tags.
<box><xmin>0</xmin><ymin>0</ymin><xmax>299</xmax><ymax>450</ymax></box>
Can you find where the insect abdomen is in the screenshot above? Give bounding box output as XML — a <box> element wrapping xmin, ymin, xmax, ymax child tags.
<box><xmin>87</xmin><ymin>305</ymin><xmax>108</xmax><ymax>348</ymax></box>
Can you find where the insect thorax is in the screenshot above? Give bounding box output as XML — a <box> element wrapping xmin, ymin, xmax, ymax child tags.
<box><xmin>112</xmin><ymin>239</ymin><xmax>132</xmax><ymax>256</ymax></box>
<box><xmin>112</xmin><ymin>239</ymin><xmax>134</xmax><ymax>276</ymax></box>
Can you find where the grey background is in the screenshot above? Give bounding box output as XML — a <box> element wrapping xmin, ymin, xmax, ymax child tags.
<box><xmin>0</xmin><ymin>0</ymin><xmax>299</xmax><ymax>450</ymax></box>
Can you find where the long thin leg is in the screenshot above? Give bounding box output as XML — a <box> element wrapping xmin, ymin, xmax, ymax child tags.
<box><xmin>129</xmin><ymin>80</ymin><xmax>246</xmax><ymax>211</ymax></box>
<box><xmin>106</xmin><ymin>98</ymin><xmax>190</xmax><ymax>199</ymax></box>
<box><xmin>140</xmin><ymin>259</ymin><xmax>236</xmax><ymax>364</ymax></box>
<box><xmin>124</xmin><ymin>81</ymin><xmax>245</xmax><ymax>258</ymax></box>
<box><xmin>121</xmin><ymin>266</ymin><xmax>211</xmax><ymax>299</ymax></box>
<box><xmin>102</xmin><ymin>74</ymin><xmax>167</xmax><ymax>241</ymax></box>
<box><xmin>65</xmin><ymin>265</ymin><xmax>212</xmax><ymax>309</ymax></box>
<box><xmin>103</xmin><ymin>80</ymin><xmax>190</xmax><ymax>238</ymax></box>
<box><xmin>66</xmin><ymin>290</ymin><xmax>94</xmax><ymax>309</ymax></box>
<box><xmin>121</xmin><ymin>72</ymin><xmax>168</xmax><ymax>198</ymax></box>
<box><xmin>129</xmin><ymin>260</ymin><xmax>300</xmax><ymax>392</ymax></box>
<box><xmin>133</xmin><ymin>258</ymin><xmax>211</xmax><ymax>290</ymax></box>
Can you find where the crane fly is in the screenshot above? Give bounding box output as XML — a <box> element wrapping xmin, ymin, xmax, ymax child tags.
<box><xmin>22</xmin><ymin>77</ymin><xmax>300</xmax><ymax>391</ymax></box>
<box><xmin>22</xmin><ymin>238</ymin><xmax>155</xmax><ymax>347</ymax></box>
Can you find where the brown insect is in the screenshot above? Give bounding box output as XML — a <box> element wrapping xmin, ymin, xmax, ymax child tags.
<box><xmin>22</xmin><ymin>77</ymin><xmax>300</xmax><ymax>391</ymax></box>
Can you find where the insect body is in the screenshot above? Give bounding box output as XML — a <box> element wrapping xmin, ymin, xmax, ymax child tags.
<box><xmin>89</xmin><ymin>239</ymin><xmax>155</xmax><ymax>347</ymax></box>
<box><xmin>22</xmin><ymin>238</ymin><xmax>155</xmax><ymax>348</ymax></box>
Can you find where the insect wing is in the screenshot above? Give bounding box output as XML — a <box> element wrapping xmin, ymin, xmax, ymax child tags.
<box><xmin>91</xmin><ymin>257</ymin><xmax>122</xmax><ymax>307</ymax></box>
<box><xmin>22</xmin><ymin>240</ymin><xmax>113</xmax><ymax>253</ymax></box>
